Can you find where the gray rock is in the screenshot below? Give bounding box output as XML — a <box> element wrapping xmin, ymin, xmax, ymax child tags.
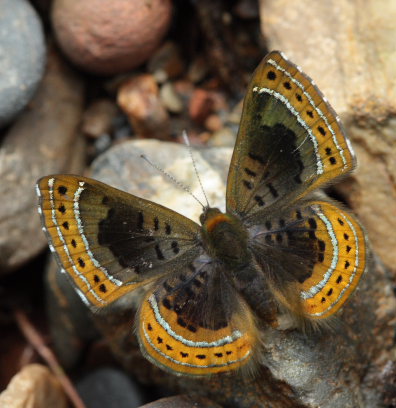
<box><xmin>77</xmin><ymin>368</ymin><xmax>144</xmax><ymax>408</ymax></box>
<box><xmin>140</xmin><ymin>395</ymin><xmax>221</xmax><ymax>408</ymax></box>
<box><xmin>0</xmin><ymin>51</ymin><xmax>84</xmax><ymax>273</ymax></box>
<box><xmin>0</xmin><ymin>0</ymin><xmax>46</xmax><ymax>127</ymax></box>
<box><xmin>90</xmin><ymin>139</ymin><xmax>232</xmax><ymax>223</ymax></box>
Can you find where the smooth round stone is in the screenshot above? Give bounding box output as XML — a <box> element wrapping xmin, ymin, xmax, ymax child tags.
<box><xmin>52</xmin><ymin>0</ymin><xmax>173</xmax><ymax>75</ymax></box>
<box><xmin>77</xmin><ymin>368</ymin><xmax>144</xmax><ymax>408</ymax></box>
<box><xmin>0</xmin><ymin>0</ymin><xmax>46</xmax><ymax>127</ymax></box>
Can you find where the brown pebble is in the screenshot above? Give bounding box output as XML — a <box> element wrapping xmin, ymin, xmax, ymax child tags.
<box><xmin>189</xmin><ymin>89</ymin><xmax>215</xmax><ymax>124</ymax></box>
<box><xmin>117</xmin><ymin>74</ymin><xmax>170</xmax><ymax>139</ymax></box>
<box><xmin>82</xmin><ymin>99</ymin><xmax>118</xmax><ymax>139</ymax></box>
<box><xmin>148</xmin><ymin>42</ymin><xmax>185</xmax><ymax>83</ymax></box>
<box><xmin>187</xmin><ymin>55</ymin><xmax>210</xmax><ymax>84</ymax></box>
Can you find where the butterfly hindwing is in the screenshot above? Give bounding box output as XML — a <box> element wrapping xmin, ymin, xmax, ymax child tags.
<box><xmin>36</xmin><ymin>175</ymin><xmax>201</xmax><ymax>308</ymax></box>
<box><xmin>138</xmin><ymin>256</ymin><xmax>258</xmax><ymax>376</ymax></box>
<box><xmin>248</xmin><ymin>200</ymin><xmax>367</xmax><ymax>321</ymax></box>
<box><xmin>227</xmin><ymin>51</ymin><xmax>355</xmax><ymax>218</ymax></box>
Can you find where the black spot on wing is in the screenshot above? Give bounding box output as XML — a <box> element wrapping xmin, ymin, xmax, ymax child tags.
<box><xmin>171</xmin><ymin>241</ymin><xmax>180</xmax><ymax>254</ymax></box>
<box><xmin>267</xmin><ymin>183</ymin><xmax>278</xmax><ymax>198</ymax></box>
<box><xmin>155</xmin><ymin>244</ymin><xmax>165</xmax><ymax>260</ymax></box>
<box><xmin>254</xmin><ymin>195</ymin><xmax>265</xmax><ymax>207</ymax></box>
<box><xmin>58</xmin><ymin>186</ymin><xmax>67</xmax><ymax>195</ymax></box>
<box><xmin>248</xmin><ymin>152</ymin><xmax>265</xmax><ymax>165</ymax></box>
<box><xmin>243</xmin><ymin>180</ymin><xmax>254</xmax><ymax>190</ymax></box>
<box><xmin>244</xmin><ymin>168</ymin><xmax>257</xmax><ymax>177</ymax></box>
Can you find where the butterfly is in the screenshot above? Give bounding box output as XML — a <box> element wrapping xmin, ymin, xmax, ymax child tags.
<box><xmin>36</xmin><ymin>51</ymin><xmax>367</xmax><ymax>377</ymax></box>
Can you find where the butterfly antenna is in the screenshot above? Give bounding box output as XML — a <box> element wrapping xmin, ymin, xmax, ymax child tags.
<box><xmin>140</xmin><ymin>154</ymin><xmax>206</xmax><ymax>209</ymax></box>
<box><xmin>182</xmin><ymin>130</ymin><xmax>210</xmax><ymax>208</ymax></box>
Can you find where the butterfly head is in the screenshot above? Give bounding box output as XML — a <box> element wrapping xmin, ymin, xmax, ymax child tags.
<box><xmin>199</xmin><ymin>207</ymin><xmax>221</xmax><ymax>226</ymax></box>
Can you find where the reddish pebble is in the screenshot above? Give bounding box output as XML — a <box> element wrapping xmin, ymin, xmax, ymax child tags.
<box><xmin>189</xmin><ymin>89</ymin><xmax>215</xmax><ymax>124</ymax></box>
<box><xmin>52</xmin><ymin>0</ymin><xmax>173</xmax><ymax>75</ymax></box>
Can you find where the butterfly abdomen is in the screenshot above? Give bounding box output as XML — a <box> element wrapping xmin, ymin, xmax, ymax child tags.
<box><xmin>200</xmin><ymin>208</ymin><xmax>251</xmax><ymax>269</ymax></box>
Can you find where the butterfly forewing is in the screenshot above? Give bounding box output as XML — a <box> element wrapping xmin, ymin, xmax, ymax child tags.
<box><xmin>36</xmin><ymin>175</ymin><xmax>201</xmax><ymax>308</ymax></box>
<box><xmin>138</xmin><ymin>257</ymin><xmax>258</xmax><ymax>376</ymax></box>
<box><xmin>227</xmin><ymin>51</ymin><xmax>355</xmax><ymax>218</ymax></box>
<box><xmin>248</xmin><ymin>200</ymin><xmax>366</xmax><ymax>320</ymax></box>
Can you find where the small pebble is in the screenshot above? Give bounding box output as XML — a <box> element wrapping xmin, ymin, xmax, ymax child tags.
<box><xmin>189</xmin><ymin>89</ymin><xmax>215</xmax><ymax>124</ymax></box>
<box><xmin>173</xmin><ymin>79</ymin><xmax>195</xmax><ymax>104</ymax></box>
<box><xmin>117</xmin><ymin>74</ymin><xmax>170</xmax><ymax>139</ymax></box>
<box><xmin>148</xmin><ymin>42</ymin><xmax>185</xmax><ymax>83</ymax></box>
<box><xmin>160</xmin><ymin>82</ymin><xmax>184</xmax><ymax>114</ymax></box>
<box><xmin>187</xmin><ymin>56</ymin><xmax>210</xmax><ymax>84</ymax></box>
<box><xmin>82</xmin><ymin>99</ymin><xmax>118</xmax><ymax>139</ymax></box>
<box><xmin>205</xmin><ymin>114</ymin><xmax>224</xmax><ymax>132</ymax></box>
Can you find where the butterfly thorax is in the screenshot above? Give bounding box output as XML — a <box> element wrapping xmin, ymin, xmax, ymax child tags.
<box><xmin>200</xmin><ymin>207</ymin><xmax>250</xmax><ymax>269</ymax></box>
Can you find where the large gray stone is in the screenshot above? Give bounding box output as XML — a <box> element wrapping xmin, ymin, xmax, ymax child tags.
<box><xmin>0</xmin><ymin>0</ymin><xmax>46</xmax><ymax>127</ymax></box>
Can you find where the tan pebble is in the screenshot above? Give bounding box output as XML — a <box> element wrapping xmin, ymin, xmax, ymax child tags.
<box><xmin>205</xmin><ymin>114</ymin><xmax>223</xmax><ymax>132</ymax></box>
<box><xmin>82</xmin><ymin>99</ymin><xmax>118</xmax><ymax>139</ymax></box>
<box><xmin>0</xmin><ymin>364</ymin><xmax>68</xmax><ymax>408</ymax></box>
<box><xmin>117</xmin><ymin>74</ymin><xmax>170</xmax><ymax>139</ymax></box>
<box><xmin>160</xmin><ymin>82</ymin><xmax>184</xmax><ymax>114</ymax></box>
